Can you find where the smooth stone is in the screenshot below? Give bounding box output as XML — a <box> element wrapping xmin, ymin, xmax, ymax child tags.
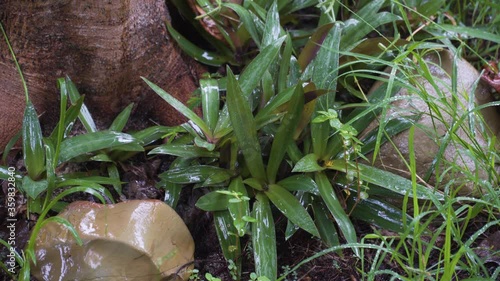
<box><xmin>363</xmin><ymin>50</ymin><xmax>498</xmax><ymax>195</ymax></box>
<box><xmin>32</xmin><ymin>200</ymin><xmax>194</xmax><ymax>281</ymax></box>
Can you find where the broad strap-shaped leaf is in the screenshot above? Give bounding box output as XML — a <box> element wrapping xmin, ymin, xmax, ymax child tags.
<box><xmin>315</xmin><ymin>172</ymin><xmax>358</xmax><ymax>255</ymax></box>
<box><xmin>339</xmin><ymin>163</ymin><xmax>445</xmax><ymax>201</ymax></box>
<box><xmin>224</xmin><ymin>3</ymin><xmax>263</xmax><ymax>47</ymax></box>
<box><xmin>109</xmin><ymin>103</ymin><xmax>133</xmax><ymax>131</ymax></box>
<box><xmin>226</xmin><ymin>67</ymin><xmax>267</xmax><ymax>181</ymax></box>
<box><xmin>252</xmin><ymin>193</ymin><xmax>277</xmax><ymax>281</ymax></box>
<box><xmin>278</xmin><ymin>175</ymin><xmax>319</xmax><ymax>195</ymax></box>
<box><xmin>160</xmin><ymin>165</ymin><xmax>232</xmax><ymax>185</ymax></box>
<box><xmin>132</xmin><ymin>126</ymin><xmax>178</xmax><ymax>146</ymax></box>
<box><xmin>142</xmin><ymin>77</ymin><xmax>211</xmax><ymax>138</ymax></box>
<box><xmin>200</xmin><ymin>78</ymin><xmax>220</xmax><ymax>133</ymax></box>
<box><xmin>22</xmin><ymin>100</ymin><xmax>45</xmax><ymax>180</ymax></box>
<box><xmin>58</xmin><ymin>131</ymin><xmax>136</xmax><ymax>164</ymax></box>
<box><xmin>22</xmin><ymin>176</ymin><xmax>48</xmax><ymax>200</ymax></box>
<box><xmin>166</xmin><ymin>23</ymin><xmax>231</xmax><ymax>66</ymax></box>
<box><xmin>311</xmin><ymin>23</ymin><xmax>343</xmax><ymax>158</ymax></box>
<box><xmin>195</xmin><ymin>191</ymin><xmax>229</xmax><ymax>211</ymax></box>
<box><xmin>292</xmin><ymin>153</ymin><xmax>325</xmax><ymax>173</ymax></box>
<box><xmin>238</xmin><ymin>36</ymin><xmax>286</xmax><ymax>98</ymax></box>
<box><xmin>254</xmin><ymin>87</ymin><xmax>295</xmax><ymax>126</ymax></box>
<box><xmin>48</xmin><ymin>94</ymin><xmax>83</xmax><ymax>143</ymax></box>
<box><xmin>278</xmin><ymin>34</ymin><xmax>293</xmax><ymax>93</ymax></box>
<box><xmin>65</xmin><ymin>76</ymin><xmax>97</xmax><ymax>133</ymax></box>
<box><xmin>228</xmin><ymin>177</ymin><xmax>250</xmax><ymax>237</ymax></box>
<box><xmin>312</xmin><ymin>199</ymin><xmax>340</xmax><ymax>247</ymax></box>
<box><xmin>349</xmin><ymin>197</ymin><xmax>411</xmax><ymax>234</ymax></box>
<box><xmin>265</xmin><ymin>184</ymin><xmax>319</xmax><ymax>237</ymax></box>
<box><xmin>149</xmin><ymin>144</ymin><xmax>219</xmax><ymax>158</ymax></box>
<box><xmin>340</xmin><ymin>0</ymin><xmax>400</xmax><ymax>51</ymax></box>
<box><xmin>267</xmin><ymin>83</ymin><xmax>304</xmax><ymax>183</ymax></box>
<box><xmin>214</xmin><ymin>210</ymin><xmax>241</xmax><ymax>269</ymax></box>
<box><xmin>261</xmin><ymin>1</ymin><xmax>281</xmax><ymax>48</ymax></box>
<box><xmin>297</xmin><ymin>23</ymin><xmax>334</xmax><ymax>70</ymax></box>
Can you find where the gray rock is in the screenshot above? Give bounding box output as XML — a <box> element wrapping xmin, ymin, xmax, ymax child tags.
<box><xmin>363</xmin><ymin>50</ymin><xmax>498</xmax><ymax>195</ymax></box>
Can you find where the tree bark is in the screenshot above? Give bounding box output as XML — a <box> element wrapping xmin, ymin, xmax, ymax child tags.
<box><xmin>0</xmin><ymin>0</ymin><xmax>202</xmax><ymax>149</ymax></box>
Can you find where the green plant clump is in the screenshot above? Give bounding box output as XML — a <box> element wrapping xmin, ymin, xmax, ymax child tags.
<box><xmin>1</xmin><ymin>0</ymin><xmax>500</xmax><ymax>280</ymax></box>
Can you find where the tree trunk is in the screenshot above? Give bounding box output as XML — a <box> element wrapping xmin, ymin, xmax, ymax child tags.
<box><xmin>0</xmin><ymin>0</ymin><xmax>202</xmax><ymax>149</ymax></box>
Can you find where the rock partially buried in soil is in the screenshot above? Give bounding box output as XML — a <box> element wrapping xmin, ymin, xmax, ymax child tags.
<box><xmin>32</xmin><ymin>200</ymin><xmax>194</xmax><ymax>281</ymax></box>
<box><xmin>364</xmin><ymin>50</ymin><xmax>499</xmax><ymax>195</ymax></box>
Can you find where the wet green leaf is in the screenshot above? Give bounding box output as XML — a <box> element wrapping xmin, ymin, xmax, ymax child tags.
<box><xmin>23</xmin><ymin>100</ymin><xmax>46</xmax><ymax>180</ymax></box>
<box><xmin>435</xmin><ymin>24</ymin><xmax>500</xmax><ymax>44</ymax></box>
<box><xmin>196</xmin><ymin>191</ymin><xmax>229</xmax><ymax>211</ymax></box>
<box><xmin>107</xmin><ymin>164</ymin><xmax>123</xmax><ymax>198</ymax></box>
<box><xmin>22</xmin><ymin>176</ymin><xmax>47</xmax><ymax>199</ymax></box>
<box><xmin>349</xmin><ymin>197</ymin><xmax>410</xmax><ymax>233</ymax></box>
<box><xmin>160</xmin><ymin>165</ymin><xmax>231</xmax><ymax>185</ymax></box>
<box><xmin>252</xmin><ymin>193</ymin><xmax>277</xmax><ymax>280</ymax></box>
<box><xmin>58</xmin><ymin>131</ymin><xmax>136</xmax><ymax>164</ymax></box>
<box><xmin>166</xmin><ymin>23</ymin><xmax>231</xmax><ymax>66</ymax></box>
<box><xmin>214</xmin><ymin>210</ymin><xmax>241</xmax><ymax>264</ymax></box>
<box><xmin>261</xmin><ymin>1</ymin><xmax>281</xmax><ymax>48</ymax></box>
<box><xmin>359</xmin><ymin>115</ymin><xmax>419</xmax><ymax>156</ymax></box>
<box><xmin>292</xmin><ymin>153</ymin><xmax>325</xmax><ymax>173</ymax></box>
<box><xmin>297</xmin><ymin>23</ymin><xmax>334</xmax><ymax>70</ymax></box>
<box><xmin>315</xmin><ymin>172</ymin><xmax>358</xmax><ymax>255</ymax></box>
<box><xmin>278</xmin><ymin>34</ymin><xmax>293</xmax><ymax>93</ymax></box>
<box><xmin>132</xmin><ymin>126</ymin><xmax>177</xmax><ymax>146</ymax></box>
<box><xmin>200</xmin><ymin>78</ymin><xmax>220</xmax><ymax>133</ymax></box>
<box><xmin>143</xmin><ymin>77</ymin><xmax>211</xmax><ymax>138</ymax></box>
<box><xmin>224</xmin><ymin>3</ymin><xmax>263</xmax><ymax>47</ymax></box>
<box><xmin>226</xmin><ymin>67</ymin><xmax>267</xmax><ymax>181</ymax></box>
<box><xmin>278</xmin><ymin>175</ymin><xmax>319</xmax><ymax>195</ymax></box>
<box><xmin>65</xmin><ymin>77</ymin><xmax>97</xmax><ymax>133</ymax></box>
<box><xmin>109</xmin><ymin>103</ymin><xmax>133</xmax><ymax>132</ymax></box>
<box><xmin>310</xmin><ymin>23</ymin><xmax>342</xmax><ymax>158</ymax></box>
<box><xmin>341</xmin><ymin>4</ymin><xmax>400</xmax><ymax>51</ymax></box>
<box><xmin>266</xmin><ymin>184</ymin><xmax>319</xmax><ymax>237</ymax></box>
<box><xmin>149</xmin><ymin>144</ymin><xmax>219</xmax><ymax>158</ymax></box>
<box><xmin>239</xmin><ymin>36</ymin><xmax>286</xmax><ymax>98</ymax></box>
<box><xmin>255</xmin><ymin>87</ymin><xmax>295</xmax><ymax>126</ymax></box>
<box><xmin>267</xmin><ymin>84</ymin><xmax>304</xmax><ymax>183</ymax></box>
<box><xmin>228</xmin><ymin>177</ymin><xmax>250</xmax><ymax>236</ymax></box>
<box><xmin>348</xmin><ymin>163</ymin><xmax>445</xmax><ymax>201</ymax></box>
<box><xmin>163</xmin><ymin>181</ymin><xmax>183</xmax><ymax>209</ymax></box>
<box><xmin>48</xmin><ymin>95</ymin><xmax>84</xmax><ymax>143</ymax></box>
<box><xmin>243</xmin><ymin>178</ymin><xmax>264</xmax><ymax>191</ymax></box>
<box><xmin>312</xmin><ymin>200</ymin><xmax>340</xmax><ymax>248</ymax></box>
